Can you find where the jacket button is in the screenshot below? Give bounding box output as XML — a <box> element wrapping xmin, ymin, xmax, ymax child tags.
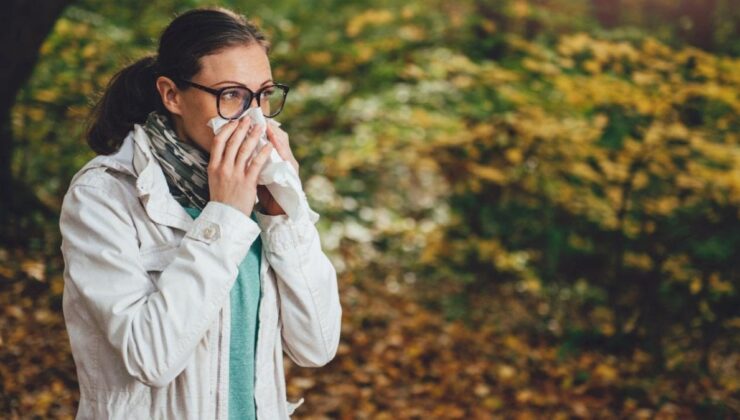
<box><xmin>203</xmin><ymin>225</ymin><xmax>217</xmax><ymax>240</ymax></box>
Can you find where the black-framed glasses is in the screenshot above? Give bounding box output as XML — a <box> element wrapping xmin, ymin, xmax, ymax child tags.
<box><xmin>177</xmin><ymin>78</ymin><xmax>290</xmax><ymax>119</ymax></box>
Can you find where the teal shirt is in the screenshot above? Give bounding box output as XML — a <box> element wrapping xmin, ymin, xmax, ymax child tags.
<box><xmin>183</xmin><ymin>206</ymin><xmax>262</xmax><ymax>420</ymax></box>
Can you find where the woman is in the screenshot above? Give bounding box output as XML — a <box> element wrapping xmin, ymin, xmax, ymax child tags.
<box><xmin>58</xmin><ymin>7</ymin><xmax>341</xmax><ymax>420</ymax></box>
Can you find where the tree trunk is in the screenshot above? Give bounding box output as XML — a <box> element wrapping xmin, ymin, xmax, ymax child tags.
<box><xmin>680</xmin><ymin>0</ymin><xmax>717</xmax><ymax>51</ymax></box>
<box><xmin>0</xmin><ymin>0</ymin><xmax>72</xmax><ymax>239</ymax></box>
<box><xmin>592</xmin><ymin>0</ymin><xmax>622</xmax><ymax>29</ymax></box>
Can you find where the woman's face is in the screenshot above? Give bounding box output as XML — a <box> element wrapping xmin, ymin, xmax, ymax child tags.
<box><xmin>156</xmin><ymin>42</ymin><xmax>272</xmax><ymax>155</ymax></box>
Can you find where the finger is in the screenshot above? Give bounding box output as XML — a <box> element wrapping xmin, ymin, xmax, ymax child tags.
<box><xmin>235</xmin><ymin>121</ymin><xmax>262</xmax><ymax>171</ymax></box>
<box><xmin>235</xmin><ymin>117</ymin><xmax>264</xmax><ymax>172</ymax></box>
<box><xmin>209</xmin><ymin>119</ymin><xmax>239</xmax><ymax>168</ymax></box>
<box><xmin>245</xmin><ymin>143</ymin><xmax>274</xmax><ymax>183</ymax></box>
<box><xmin>222</xmin><ymin>116</ymin><xmax>251</xmax><ymax>170</ymax></box>
<box><xmin>265</xmin><ymin>123</ymin><xmax>291</xmax><ymax>162</ymax></box>
<box><xmin>267</xmin><ymin>118</ymin><xmax>283</xmax><ymax>134</ymax></box>
<box><xmin>265</xmin><ymin>122</ymin><xmax>286</xmax><ymax>145</ymax></box>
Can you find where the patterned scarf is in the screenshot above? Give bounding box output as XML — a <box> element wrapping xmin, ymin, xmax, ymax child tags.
<box><xmin>141</xmin><ymin>111</ymin><xmax>210</xmax><ymax>210</ymax></box>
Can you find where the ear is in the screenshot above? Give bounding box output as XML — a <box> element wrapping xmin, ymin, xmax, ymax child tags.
<box><xmin>155</xmin><ymin>76</ymin><xmax>184</xmax><ymax>116</ymax></box>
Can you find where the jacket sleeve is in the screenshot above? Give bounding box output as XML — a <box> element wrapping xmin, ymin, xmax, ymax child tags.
<box><xmin>59</xmin><ymin>178</ymin><xmax>261</xmax><ymax>387</ymax></box>
<box><xmin>254</xmin><ymin>207</ymin><xmax>342</xmax><ymax>367</ymax></box>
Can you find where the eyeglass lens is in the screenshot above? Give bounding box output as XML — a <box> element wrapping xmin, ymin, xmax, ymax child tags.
<box><xmin>219</xmin><ymin>86</ymin><xmax>286</xmax><ymax>119</ymax></box>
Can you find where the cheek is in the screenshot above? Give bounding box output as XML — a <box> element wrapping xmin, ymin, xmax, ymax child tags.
<box><xmin>183</xmin><ymin>119</ymin><xmax>215</xmax><ymax>151</ymax></box>
<box><xmin>181</xmin><ymin>96</ymin><xmax>220</xmax><ymax>152</ymax></box>
<box><xmin>201</xmin><ymin>126</ymin><xmax>215</xmax><ymax>149</ymax></box>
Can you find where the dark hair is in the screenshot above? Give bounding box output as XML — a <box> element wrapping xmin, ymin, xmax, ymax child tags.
<box><xmin>86</xmin><ymin>7</ymin><xmax>271</xmax><ymax>155</ymax></box>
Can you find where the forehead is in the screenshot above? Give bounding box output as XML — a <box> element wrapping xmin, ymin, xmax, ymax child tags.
<box><xmin>196</xmin><ymin>43</ymin><xmax>272</xmax><ymax>88</ymax></box>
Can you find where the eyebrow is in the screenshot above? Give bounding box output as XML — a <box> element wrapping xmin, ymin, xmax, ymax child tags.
<box><xmin>212</xmin><ymin>79</ymin><xmax>273</xmax><ymax>88</ymax></box>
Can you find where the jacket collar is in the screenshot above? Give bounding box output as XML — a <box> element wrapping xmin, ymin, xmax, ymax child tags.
<box><xmin>74</xmin><ymin>123</ymin><xmax>196</xmax><ymax>233</ymax></box>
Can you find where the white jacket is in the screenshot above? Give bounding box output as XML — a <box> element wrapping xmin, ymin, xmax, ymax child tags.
<box><xmin>58</xmin><ymin>124</ymin><xmax>342</xmax><ymax>419</ymax></box>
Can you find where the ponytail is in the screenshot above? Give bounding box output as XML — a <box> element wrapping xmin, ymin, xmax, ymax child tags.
<box><xmin>86</xmin><ymin>55</ymin><xmax>163</xmax><ymax>155</ymax></box>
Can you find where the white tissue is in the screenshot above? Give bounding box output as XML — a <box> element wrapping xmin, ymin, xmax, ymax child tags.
<box><xmin>207</xmin><ymin>107</ymin><xmax>316</xmax><ymax>223</ymax></box>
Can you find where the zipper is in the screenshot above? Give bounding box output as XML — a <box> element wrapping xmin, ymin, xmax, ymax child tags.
<box><xmin>215</xmin><ymin>308</ymin><xmax>224</xmax><ymax>419</ymax></box>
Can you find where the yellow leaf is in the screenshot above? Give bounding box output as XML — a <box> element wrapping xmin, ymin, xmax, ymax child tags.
<box><xmin>21</xmin><ymin>259</ymin><xmax>45</xmax><ymax>281</ymax></box>
<box><xmin>469</xmin><ymin>163</ymin><xmax>506</xmax><ymax>183</ymax></box>
<box><xmin>594</xmin><ymin>363</ymin><xmax>618</xmax><ymax>383</ymax></box>
<box><xmin>497</xmin><ymin>364</ymin><xmax>516</xmax><ymax>381</ymax></box>
<box><xmin>690</xmin><ymin>277</ymin><xmax>702</xmax><ymax>294</ymax></box>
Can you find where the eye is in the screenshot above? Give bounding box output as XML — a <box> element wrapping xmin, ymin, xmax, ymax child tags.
<box><xmin>221</xmin><ymin>88</ymin><xmax>245</xmax><ymax>101</ymax></box>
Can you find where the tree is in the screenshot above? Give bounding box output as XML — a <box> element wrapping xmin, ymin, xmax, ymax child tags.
<box><xmin>0</xmin><ymin>0</ymin><xmax>73</xmax><ymax>240</ymax></box>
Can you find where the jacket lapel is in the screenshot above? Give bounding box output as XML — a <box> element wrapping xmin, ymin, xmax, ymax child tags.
<box><xmin>132</xmin><ymin>124</ymin><xmax>198</xmax><ymax>233</ymax></box>
<box><xmin>76</xmin><ymin>125</ymin><xmax>197</xmax><ymax>233</ymax></box>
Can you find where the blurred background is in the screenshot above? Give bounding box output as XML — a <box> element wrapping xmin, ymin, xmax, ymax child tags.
<box><xmin>0</xmin><ymin>0</ymin><xmax>738</xmax><ymax>418</ymax></box>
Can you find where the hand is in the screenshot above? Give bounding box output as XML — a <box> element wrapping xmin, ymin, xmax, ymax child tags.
<box><xmin>208</xmin><ymin>115</ymin><xmax>274</xmax><ymax>217</ymax></box>
<box><xmin>266</xmin><ymin>120</ymin><xmax>299</xmax><ymax>174</ymax></box>
<box><xmin>256</xmin><ymin>121</ymin><xmax>301</xmax><ymax>216</ymax></box>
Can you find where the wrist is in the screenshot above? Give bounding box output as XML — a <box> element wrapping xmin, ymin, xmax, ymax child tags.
<box><xmin>258</xmin><ymin>205</ymin><xmax>287</xmax><ymax>216</ymax></box>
